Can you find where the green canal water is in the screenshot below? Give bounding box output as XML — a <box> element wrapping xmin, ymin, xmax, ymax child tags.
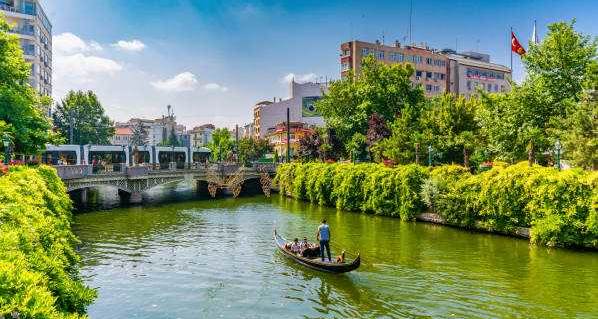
<box><xmin>73</xmin><ymin>196</ymin><xmax>598</xmax><ymax>319</ymax></box>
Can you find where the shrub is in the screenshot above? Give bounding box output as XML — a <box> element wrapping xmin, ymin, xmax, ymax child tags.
<box><xmin>0</xmin><ymin>165</ymin><xmax>96</xmax><ymax>318</ymax></box>
<box><xmin>276</xmin><ymin>162</ymin><xmax>597</xmax><ymax>248</ymax></box>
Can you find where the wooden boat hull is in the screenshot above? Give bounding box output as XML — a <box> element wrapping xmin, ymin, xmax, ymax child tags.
<box><xmin>274</xmin><ymin>230</ymin><xmax>360</xmax><ymax>273</ymax></box>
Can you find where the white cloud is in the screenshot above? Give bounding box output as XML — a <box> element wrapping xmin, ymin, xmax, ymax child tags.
<box><xmin>53</xmin><ymin>32</ymin><xmax>103</xmax><ymax>55</ymax></box>
<box><xmin>112</xmin><ymin>39</ymin><xmax>146</xmax><ymax>52</ymax></box>
<box><xmin>281</xmin><ymin>72</ymin><xmax>318</xmax><ymax>84</ymax></box>
<box><xmin>151</xmin><ymin>72</ymin><xmax>198</xmax><ymax>92</ymax></box>
<box><xmin>203</xmin><ymin>83</ymin><xmax>228</xmax><ymax>92</ymax></box>
<box><xmin>52</xmin><ymin>33</ymin><xmax>122</xmax><ymax>88</ymax></box>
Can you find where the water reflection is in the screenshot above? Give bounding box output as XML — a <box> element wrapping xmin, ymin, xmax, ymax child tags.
<box><xmin>74</xmin><ymin>196</ymin><xmax>598</xmax><ymax>319</ymax></box>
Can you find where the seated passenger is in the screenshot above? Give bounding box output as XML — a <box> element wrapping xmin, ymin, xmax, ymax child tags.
<box><xmin>290</xmin><ymin>238</ymin><xmax>301</xmax><ymax>254</ymax></box>
<box><xmin>300</xmin><ymin>237</ymin><xmax>309</xmax><ymax>250</ymax></box>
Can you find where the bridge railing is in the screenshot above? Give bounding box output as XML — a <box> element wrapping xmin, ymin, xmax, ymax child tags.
<box><xmin>55</xmin><ymin>165</ymin><xmax>92</xmax><ymax>180</ymax></box>
<box><xmin>54</xmin><ymin>162</ymin><xmax>278</xmax><ymax>180</ymax></box>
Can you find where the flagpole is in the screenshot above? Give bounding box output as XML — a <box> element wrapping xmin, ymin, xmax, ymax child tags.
<box><xmin>510</xmin><ymin>26</ymin><xmax>513</xmax><ymax>72</ymax></box>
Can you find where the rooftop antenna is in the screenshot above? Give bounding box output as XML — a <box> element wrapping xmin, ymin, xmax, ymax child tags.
<box><xmin>408</xmin><ymin>0</ymin><xmax>413</xmax><ymax>44</ymax></box>
<box><xmin>382</xmin><ymin>30</ymin><xmax>385</xmax><ymax>46</ymax></box>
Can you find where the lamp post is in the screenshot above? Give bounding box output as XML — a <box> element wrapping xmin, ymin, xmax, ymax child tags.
<box><xmin>428</xmin><ymin>145</ymin><xmax>433</xmax><ymax>166</ymax></box>
<box><xmin>555</xmin><ymin>139</ymin><xmax>562</xmax><ymax>170</ymax></box>
<box><xmin>171</xmin><ymin>144</ymin><xmax>175</xmax><ymax>169</ymax></box>
<box><xmin>2</xmin><ymin>134</ymin><xmax>10</xmax><ymax>165</ymax></box>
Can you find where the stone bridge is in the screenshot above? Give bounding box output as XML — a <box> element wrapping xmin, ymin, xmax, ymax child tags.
<box><xmin>55</xmin><ymin>163</ymin><xmax>277</xmax><ymax>204</ymax></box>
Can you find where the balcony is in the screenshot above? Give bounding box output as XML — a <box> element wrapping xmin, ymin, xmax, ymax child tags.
<box><xmin>10</xmin><ymin>27</ymin><xmax>35</xmax><ymax>37</ymax></box>
<box><xmin>0</xmin><ymin>3</ymin><xmax>36</xmax><ymax>16</ymax></box>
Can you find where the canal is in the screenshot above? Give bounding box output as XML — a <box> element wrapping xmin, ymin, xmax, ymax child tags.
<box><xmin>73</xmin><ymin>196</ymin><xmax>598</xmax><ymax>318</ymax></box>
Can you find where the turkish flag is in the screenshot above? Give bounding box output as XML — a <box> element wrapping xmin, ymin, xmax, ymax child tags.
<box><xmin>511</xmin><ymin>32</ymin><xmax>526</xmax><ymax>56</ymax></box>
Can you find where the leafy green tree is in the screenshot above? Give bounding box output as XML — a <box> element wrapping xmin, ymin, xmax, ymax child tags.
<box><xmin>477</xmin><ymin>21</ymin><xmax>596</xmax><ymax>167</ymax></box>
<box><xmin>420</xmin><ymin>94</ymin><xmax>481</xmax><ymax>167</ymax></box>
<box><xmin>53</xmin><ymin>90</ymin><xmax>115</xmax><ymax>145</ymax></box>
<box><xmin>0</xmin><ymin>17</ymin><xmax>55</xmax><ymax>153</ymax></box>
<box><xmin>207</xmin><ymin>128</ymin><xmax>233</xmax><ymax>162</ymax></box>
<box><xmin>558</xmin><ymin>95</ymin><xmax>597</xmax><ymax>170</ymax></box>
<box><xmin>524</xmin><ymin>20</ymin><xmax>597</xmax><ymax>104</ymax></box>
<box><xmin>316</xmin><ymin>56</ymin><xmax>425</xmax><ymax>150</ymax></box>
<box><xmin>238</xmin><ymin>137</ymin><xmax>272</xmax><ymax>166</ymax></box>
<box><xmin>478</xmin><ymin>81</ymin><xmax>555</xmax><ymax>164</ymax></box>
<box><xmin>347</xmin><ymin>133</ymin><xmax>367</xmax><ymax>162</ymax></box>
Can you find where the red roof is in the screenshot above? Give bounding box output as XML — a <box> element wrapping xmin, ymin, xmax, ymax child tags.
<box><xmin>115</xmin><ymin>127</ymin><xmax>133</xmax><ymax>135</ymax></box>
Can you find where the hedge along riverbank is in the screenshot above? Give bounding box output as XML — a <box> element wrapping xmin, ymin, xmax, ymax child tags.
<box><xmin>274</xmin><ymin>162</ymin><xmax>598</xmax><ymax>249</ymax></box>
<box><xmin>0</xmin><ymin>166</ymin><xmax>96</xmax><ymax>318</ymax></box>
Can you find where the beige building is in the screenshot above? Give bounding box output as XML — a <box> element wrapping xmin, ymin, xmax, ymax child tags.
<box><xmin>445</xmin><ymin>51</ymin><xmax>512</xmax><ymax>97</ymax></box>
<box><xmin>341</xmin><ymin>40</ymin><xmax>449</xmax><ymax>96</ymax></box>
<box><xmin>340</xmin><ymin>40</ymin><xmax>511</xmax><ymax>97</ymax></box>
<box><xmin>189</xmin><ymin>124</ymin><xmax>214</xmax><ymax>148</ymax></box>
<box><xmin>1</xmin><ymin>0</ymin><xmax>52</xmax><ymax>96</ymax></box>
<box><xmin>253</xmin><ymin>81</ymin><xmax>327</xmax><ymax>139</ymax></box>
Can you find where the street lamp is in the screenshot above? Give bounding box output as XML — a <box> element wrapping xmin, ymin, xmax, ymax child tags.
<box><xmin>428</xmin><ymin>145</ymin><xmax>433</xmax><ymax>166</ymax></box>
<box><xmin>171</xmin><ymin>144</ymin><xmax>175</xmax><ymax>169</ymax></box>
<box><xmin>3</xmin><ymin>133</ymin><xmax>11</xmax><ymax>165</ymax></box>
<box><xmin>555</xmin><ymin>139</ymin><xmax>562</xmax><ymax>170</ymax></box>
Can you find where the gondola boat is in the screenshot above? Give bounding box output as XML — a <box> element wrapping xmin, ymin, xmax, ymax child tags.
<box><xmin>274</xmin><ymin>230</ymin><xmax>360</xmax><ymax>273</ymax></box>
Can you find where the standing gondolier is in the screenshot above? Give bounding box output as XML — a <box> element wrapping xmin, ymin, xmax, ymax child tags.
<box><xmin>316</xmin><ymin>219</ymin><xmax>332</xmax><ymax>262</ymax></box>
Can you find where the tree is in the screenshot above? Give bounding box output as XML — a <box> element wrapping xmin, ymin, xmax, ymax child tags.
<box><xmin>207</xmin><ymin>128</ymin><xmax>233</xmax><ymax>162</ymax></box>
<box><xmin>130</xmin><ymin>121</ymin><xmax>148</xmax><ymax>147</ymax></box>
<box><xmin>297</xmin><ymin>129</ymin><xmax>322</xmax><ymax>162</ymax></box>
<box><xmin>477</xmin><ymin>21</ymin><xmax>597</xmax><ymax>166</ymax></box>
<box><xmin>557</xmin><ymin>94</ymin><xmax>597</xmax><ymax>170</ymax></box>
<box><xmin>238</xmin><ymin>138</ymin><xmax>272</xmax><ymax>166</ymax></box>
<box><xmin>366</xmin><ymin>112</ymin><xmax>391</xmax><ymax>147</ymax></box>
<box><xmin>316</xmin><ymin>55</ymin><xmax>425</xmax><ymax>151</ymax></box>
<box><xmin>0</xmin><ymin>17</ymin><xmax>55</xmax><ymax>153</ymax></box>
<box><xmin>524</xmin><ymin>20</ymin><xmax>597</xmax><ymax>105</ymax></box>
<box><xmin>347</xmin><ymin>133</ymin><xmax>367</xmax><ymax>162</ymax></box>
<box><xmin>53</xmin><ymin>90</ymin><xmax>115</xmax><ymax>145</ymax></box>
<box><xmin>420</xmin><ymin>94</ymin><xmax>481</xmax><ymax>167</ymax></box>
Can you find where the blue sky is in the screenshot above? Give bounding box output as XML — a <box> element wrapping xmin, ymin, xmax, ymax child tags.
<box><xmin>43</xmin><ymin>0</ymin><xmax>598</xmax><ymax>128</ymax></box>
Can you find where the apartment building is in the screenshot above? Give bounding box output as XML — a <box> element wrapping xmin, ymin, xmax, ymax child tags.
<box><xmin>266</xmin><ymin>122</ymin><xmax>314</xmax><ymax>158</ymax></box>
<box><xmin>189</xmin><ymin>124</ymin><xmax>215</xmax><ymax>148</ymax></box>
<box><xmin>444</xmin><ymin>50</ymin><xmax>512</xmax><ymax>97</ymax></box>
<box><xmin>341</xmin><ymin>40</ymin><xmax>449</xmax><ymax>96</ymax></box>
<box><xmin>253</xmin><ymin>81</ymin><xmax>327</xmax><ymax>139</ymax></box>
<box><xmin>340</xmin><ymin>40</ymin><xmax>511</xmax><ymax>97</ymax></box>
<box><xmin>1</xmin><ymin>0</ymin><xmax>52</xmax><ymax>96</ymax></box>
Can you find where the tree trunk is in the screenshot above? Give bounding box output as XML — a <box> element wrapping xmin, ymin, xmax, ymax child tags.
<box><xmin>528</xmin><ymin>141</ymin><xmax>535</xmax><ymax>167</ymax></box>
<box><xmin>463</xmin><ymin>147</ymin><xmax>470</xmax><ymax>169</ymax></box>
<box><xmin>415</xmin><ymin>143</ymin><xmax>420</xmax><ymax>165</ymax></box>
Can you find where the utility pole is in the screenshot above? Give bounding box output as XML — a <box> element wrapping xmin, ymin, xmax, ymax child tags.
<box><xmin>68</xmin><ymin>109</ymin><xmax>74</xmax><ymax>144</ymax></box>
<box><xmin>286</xmin><ymin>108</ymin><xmax>291</xmax><ymax>163</ymax></box>
<box><xmin>235</xmin><ymin>124</ymin><xmax>239</xmax><ymax>163</ymax></box>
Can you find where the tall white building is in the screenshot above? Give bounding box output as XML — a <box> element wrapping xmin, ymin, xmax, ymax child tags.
<box><xmin>1</xmin><ymin>0</ymin><xmax>52</xmax><ymax>96</ymax></box>
<box><xmin>253</xmin><ymin>81</ymin><xmax>327</xmax><ymax>139</ymax></box>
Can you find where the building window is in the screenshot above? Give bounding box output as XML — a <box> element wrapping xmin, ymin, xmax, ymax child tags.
<box><xmin>426</xmin><ymin>84</ymin><xmax>432</xmax><ymax>92</ymax></box>
<box><xmin>361</xmin><ymin>48</ymin><xmax>370</xmax><ymax>56</ymax></box>
<box><xmin>426</xmin><ymin>72</ymin><xmax>432</xmax><ymax>79</ymax></box>
<box><xmin>375</xmin><ymin>50</ymin><xmax>385</xmax><ymax>60</ymax></box>
<box><xmin>341</xmin><ymin>63</ymin><xmax>350</xmax><ymax>71</ymax></box>
<box><xmin>416</xmin><ymin>70</ymin><xmax>422</xmax><ymax>78</ymax></box>
<box><xmin>426</xmin><ymin>57</ymin><xmax>433</xmax><ymax>65</ymax></box>
<box><xmin>467</xmin><ymin>80</ymin><xmax>472</xmax><ymax>91</ymax></box>
<box><xmin>23</xmin><ymin>1</ymin><xmax>36</xmax><ymax>15</ymax></box>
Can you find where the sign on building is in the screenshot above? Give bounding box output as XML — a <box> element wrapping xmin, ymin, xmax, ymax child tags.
<box><xmin>302</xmin><ymin>96</ymin><xmax>321</xmax><ymax>117</ymax></box>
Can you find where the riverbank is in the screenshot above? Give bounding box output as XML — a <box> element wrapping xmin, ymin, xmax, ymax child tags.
<box><xmin>274</xmin><ymin>162</ymin><xmax>597</xmax><ymax>249</ymax></box>
<box><xmin>0</xmin><ymin>166</ymin><xmax>95</xmax><ymax>318</ymax></box>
